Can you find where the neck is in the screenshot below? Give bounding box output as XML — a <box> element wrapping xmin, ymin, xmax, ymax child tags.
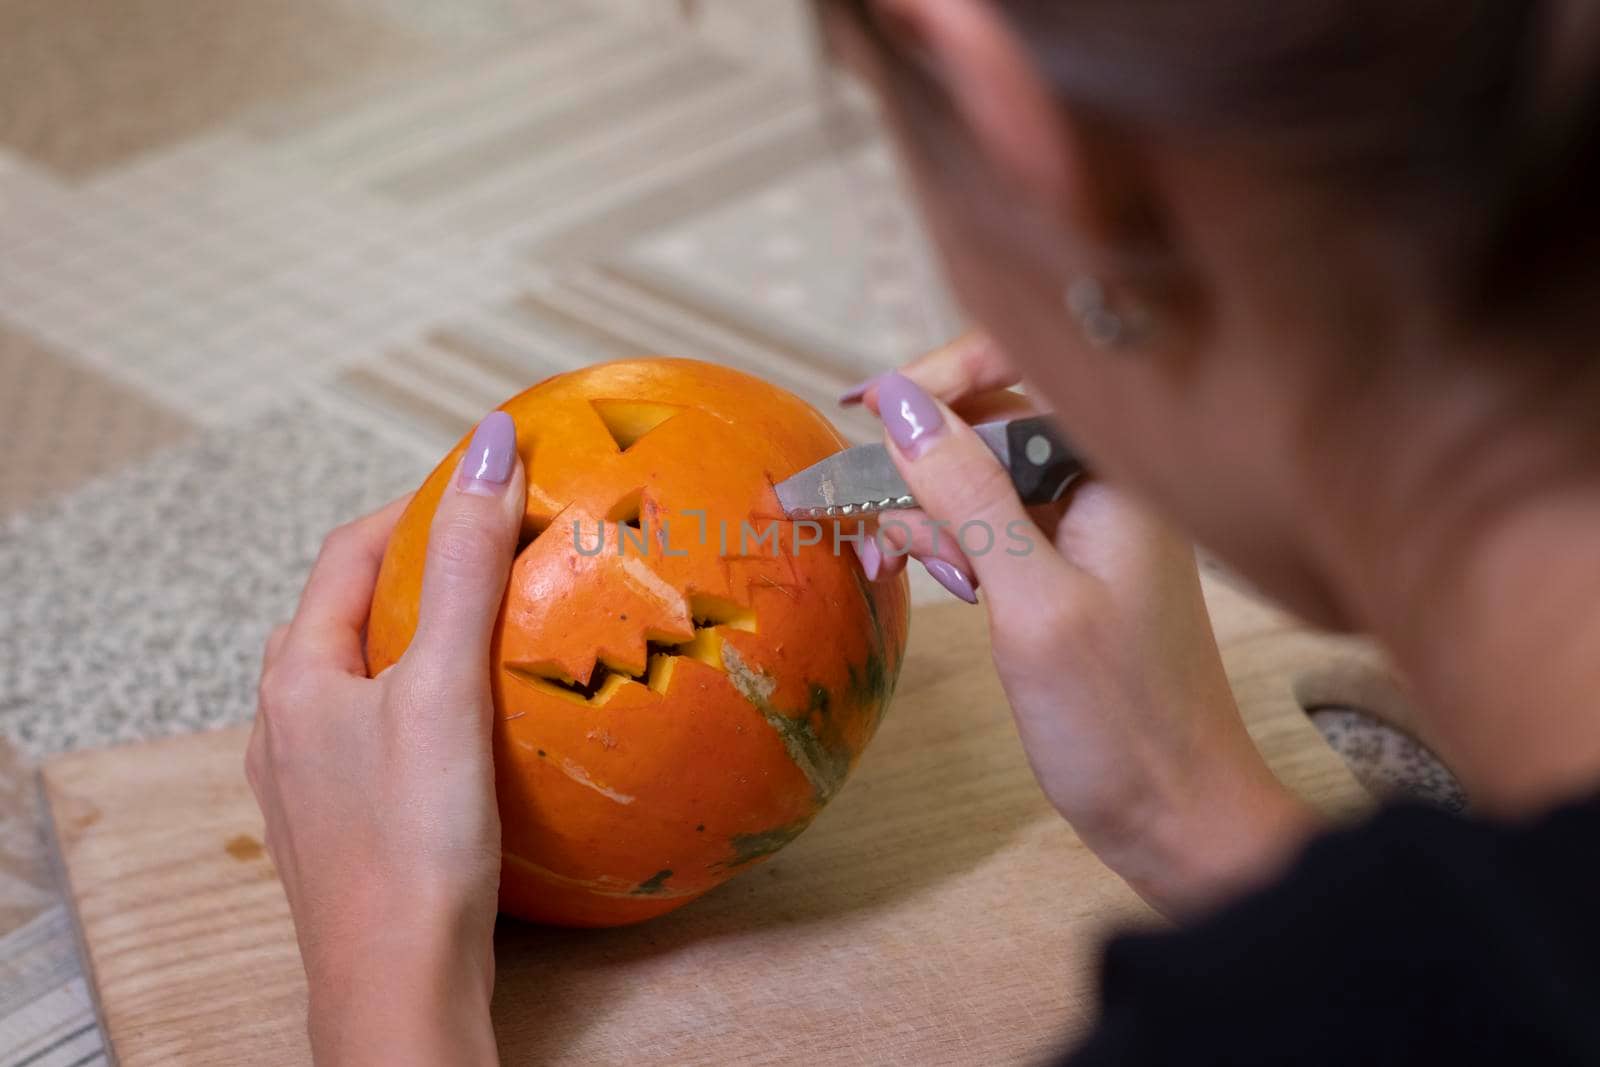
<box><xmin>1301</xmin><ymin>356</ymin><xmax>1600</xmax><ymax>816</ymax></box>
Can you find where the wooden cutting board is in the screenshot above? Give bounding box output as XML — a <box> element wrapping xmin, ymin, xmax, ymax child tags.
<box><xmin>42</xmin><ymin>580</ymin><xmax>1375</xmax><ymax>1066</ymax></box>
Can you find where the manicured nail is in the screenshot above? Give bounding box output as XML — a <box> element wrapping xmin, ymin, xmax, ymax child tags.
<box><xmin>456</xmin><ymin>411</ymin><xmax>517</xmax><ymax>496</ymax></box>
<box><xmin>876</xmin><ymin>372</ymin><xmax>944</xmax><ymax>459</ymax></box>
<box><xmin>853</xmin><ymin>534</ymin><xmax>881</xmax><ymax>580</ymax></box>
<box><xmin>922</xmin><ymin>558</ymin><xmax>978</xmax><ymax>604</ymax></box>
<box><xmin>838</xmin><ymin>374</ymin><xmax>882</xmax><ymax>406</ymax></box>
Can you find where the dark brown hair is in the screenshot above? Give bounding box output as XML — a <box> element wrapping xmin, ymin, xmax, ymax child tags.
<box><xmin>818</xmin><ymin>0</ymin><xmax>1600</xmax><ymax>340</ymax></box>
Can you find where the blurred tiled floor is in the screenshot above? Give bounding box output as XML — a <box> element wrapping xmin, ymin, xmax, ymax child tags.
<box><xmin>0</xmin><ymin>1</ymin><xmax>1457</xmax><ymax>1060</ymax></box>
<box><xmin>0</xmin><ymin>6</ymin><xmax>960</xmax><ymax>1055</ymax></box>
<box><xmin>0</xmin><ymin>0</ymin><xmax>434</xmax><ymax>176</ymax></box>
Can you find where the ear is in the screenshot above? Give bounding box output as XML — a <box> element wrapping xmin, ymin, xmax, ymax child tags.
<box><xmin>877</xmin><ymin>0</ymin><xmax>1134</xmax><ymax>254</ymax></box>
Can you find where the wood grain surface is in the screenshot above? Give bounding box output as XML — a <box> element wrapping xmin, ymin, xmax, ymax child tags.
<box><xmin>42</xmin><ymin>582</ymin><xmax>1372</xmax><ymax>1066</ymax></box>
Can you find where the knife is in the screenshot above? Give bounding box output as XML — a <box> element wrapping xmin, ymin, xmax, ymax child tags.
<box><xmin>776</xmin><ymin>415</ymin><xmax>1083</xmax><ymax>520</ymax></box>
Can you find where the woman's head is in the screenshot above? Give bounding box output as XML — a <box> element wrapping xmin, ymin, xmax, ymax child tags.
<box><xmin>818</xmin><ymin>0</ymin><xmax>1600</xmax><ymax>624</ymax></box>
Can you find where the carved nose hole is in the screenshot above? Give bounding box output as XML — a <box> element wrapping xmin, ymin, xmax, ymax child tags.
<box><xmin>688</xmin><ymin>594</ymin><xmax>756</xmax><ymax>633</ymax></box>
<box><xmin>606</xmin><ymin>488</ymin><xmax>644</xmax><ymax>529</ymax></box>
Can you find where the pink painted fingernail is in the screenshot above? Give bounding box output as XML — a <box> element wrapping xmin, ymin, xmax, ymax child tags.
<box><xmin>922</xmin><ymin>558</ymin><xmax>978</xmax><ymax>604</ymax></box>
<box><xmin>853</xmin><ymin>534</ymin><xmax>881</xmax><ymax>580</ymax></box>
<box><xmin>457</xmin><ymin>411</ymin><xmax>517</xmax><ymax>496</ymax></box>
<box><xmin>876</xmin><ymin>372</ymin><xmax>944</xmax><ymax>459</ymax></box>
<box><xmin>838</xmin><ymin>374</ymin><xmax>882</xmax><ymax>406</ymax></box>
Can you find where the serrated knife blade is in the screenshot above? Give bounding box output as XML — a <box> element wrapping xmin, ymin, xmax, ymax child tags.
<box><xmin>776</xmin><ymin>416</ymin><xmax>1080</xmax><ymax>520</ymax></box>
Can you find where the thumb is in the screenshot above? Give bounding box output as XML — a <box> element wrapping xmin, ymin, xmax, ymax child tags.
<box><xmin>874</xmin><ymin>372</ymin><xmax>1073</xmax><ymax>607</ymax></box>
<box><xmin>409</xmin><ymin>411</ymin><xmax>526</xmax><ymax>673</ymax></box>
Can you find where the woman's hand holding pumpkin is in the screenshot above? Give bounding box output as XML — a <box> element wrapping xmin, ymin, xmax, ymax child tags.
<box><xmin>847</xmin><ymin>335</ymin><xmax>1318</xmax><ymax>916</ymax></box>
<box><xmin>248</xmin><ymin>413</ymin><xmax>524</xmax><ymax>1066</ymax></box>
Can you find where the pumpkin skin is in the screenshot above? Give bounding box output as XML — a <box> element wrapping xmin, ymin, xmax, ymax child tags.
<box><xmin>366</xmin><ymin>358</ymin><xmax>910</xmax><ymax>927</ymax></box>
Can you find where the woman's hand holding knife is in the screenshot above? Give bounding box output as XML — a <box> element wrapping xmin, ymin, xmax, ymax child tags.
<box><xmin>846</xmin><ymin>334</ymin><xmax>1319</xmax><ymax>917</ymax></box>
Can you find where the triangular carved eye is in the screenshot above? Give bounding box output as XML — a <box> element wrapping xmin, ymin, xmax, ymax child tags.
<box><xmin>590</xmin><ymin>400</ymin><xmax>684</xmax><ymax>451</ymax></box>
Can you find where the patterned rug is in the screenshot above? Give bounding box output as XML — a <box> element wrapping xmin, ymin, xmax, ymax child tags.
<box><xmin>0</xmin><ymin>2</ymin><xmax>1459</xmax><ymax>1061</ymax></box>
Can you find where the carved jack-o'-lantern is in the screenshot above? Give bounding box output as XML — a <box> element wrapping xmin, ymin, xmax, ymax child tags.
<box><xmin>366</xmin><ymin>359</ymin><xmax>911</xmax><ymax>926</ymax></box>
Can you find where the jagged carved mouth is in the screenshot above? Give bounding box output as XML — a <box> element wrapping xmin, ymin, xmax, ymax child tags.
<box><xmin>504</xmin><ymin>598</ymin><xmax>755</xmax><ymax>707</ymax></box>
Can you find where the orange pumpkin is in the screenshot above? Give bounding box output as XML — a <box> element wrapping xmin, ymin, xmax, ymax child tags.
<box><xmin>366</xmin><ymin>358</ymin><xmax>911</xmax><ymax>926</ymax></box>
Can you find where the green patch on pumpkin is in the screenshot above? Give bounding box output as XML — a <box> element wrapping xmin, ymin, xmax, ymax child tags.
<box><xmin>633</xmin><ymin>868</ymin><xmax>674</xmax><ymax>895</ymax></box>
<box><xmin>717</xmin><ymin>572</ymin><xmax>905</xmax><ymax>806</ymax></box>
<box><xmin>722</xmin><ymin>644</ymin><xmax>853</xmax><ymax>803</ymax></box>
<box><xmin>720</xmin><ymin>819</ymin><xmax>812</xmax><ymax>869</ymax></box>
<box><xmin>849</xmin><ymin>569</ymin><xmax>903</xmax><ymax>721</ymax></box>
<box><xmin>846</xmin><ymin>648</ymin><xmax>892</xmax><ymax>721</ymax></box>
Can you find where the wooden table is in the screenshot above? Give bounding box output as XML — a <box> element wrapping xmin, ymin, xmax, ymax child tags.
<box><xmin>42</xmin><ymin>582</ymin><xmax>1374</xmax><ymax>1065</ymax></box>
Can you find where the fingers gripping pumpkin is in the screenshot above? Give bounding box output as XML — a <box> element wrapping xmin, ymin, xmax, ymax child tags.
<box><xmin>367</xmin><ymin>359</ymin><xmax>911</xmax><ymax>926</ymax></box>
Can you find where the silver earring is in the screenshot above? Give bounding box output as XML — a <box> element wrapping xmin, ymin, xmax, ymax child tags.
<box><xmin>1065</xmin><ymin>276</ymin><xmax>1150</xmax><ymax>350</ymax></box>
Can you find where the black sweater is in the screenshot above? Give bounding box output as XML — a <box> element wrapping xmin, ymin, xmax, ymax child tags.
<box><xmin>1066</xmin><ymin>795</ymin><xmax>1600</xmax><ymax>1065</ymax></box>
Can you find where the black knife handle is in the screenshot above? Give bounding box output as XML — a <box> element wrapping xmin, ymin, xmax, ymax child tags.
<box><xmin>1005</xmin><ymin>415</ymin><xmax>1083</xmax><ymax>505</ymax></box>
